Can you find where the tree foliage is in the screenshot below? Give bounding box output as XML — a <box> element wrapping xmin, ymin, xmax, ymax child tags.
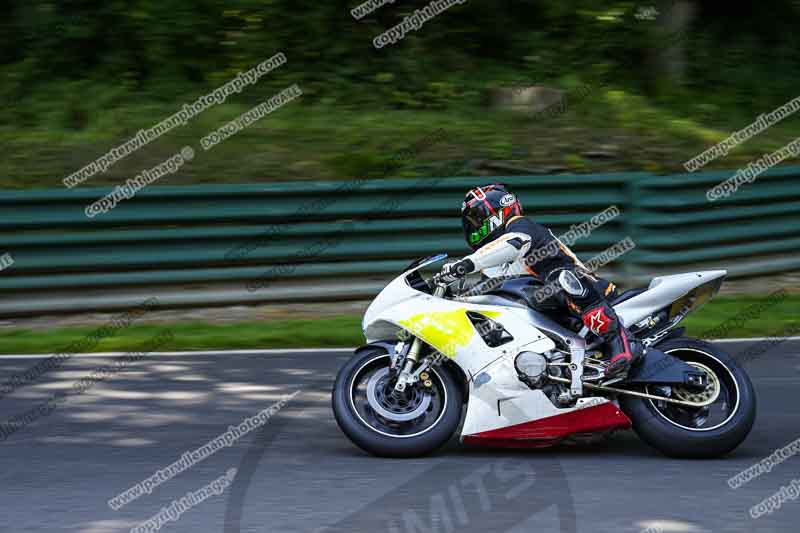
<box><xmin>2</xmin><ymin>0</ymin><xmax>800</xmax><ymax>118</ymax></box>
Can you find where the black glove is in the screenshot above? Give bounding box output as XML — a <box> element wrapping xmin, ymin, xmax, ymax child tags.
<box><xmin>436</xmin><ymin>258</ymin><xmax>475</xmax><ymax>284</ymax></box>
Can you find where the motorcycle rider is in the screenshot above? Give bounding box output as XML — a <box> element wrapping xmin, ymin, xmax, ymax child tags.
<box><xmin>437</xmin><ymin>183</ymin><xmax>643</xmax><ymax>378</ymax></box>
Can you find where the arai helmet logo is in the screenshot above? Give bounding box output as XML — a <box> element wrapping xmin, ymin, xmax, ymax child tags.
<box><xmin>500</xmin><ymin>194</ymin><xmax>516</xmax><ymax>207</ymax></box>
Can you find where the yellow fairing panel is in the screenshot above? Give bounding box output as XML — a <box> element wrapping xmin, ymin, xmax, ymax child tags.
<box><xmin>398</xmin><ymin>309</ymin><xmax>476</xmax><ymax>358</ymax></box>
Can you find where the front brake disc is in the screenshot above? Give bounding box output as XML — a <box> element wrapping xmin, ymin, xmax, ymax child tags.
<box><xmin>366</xmin><ymin>367</ymin><xmax>431</xmax><ymax>422</ymax></box>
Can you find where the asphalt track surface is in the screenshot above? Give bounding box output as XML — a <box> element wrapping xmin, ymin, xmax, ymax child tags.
<box><xmin>1</xmin><ymin>340</ymin><xmax>798</xmax><ymax>533</ymax></box>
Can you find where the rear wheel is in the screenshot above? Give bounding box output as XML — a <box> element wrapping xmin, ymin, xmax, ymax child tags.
<box><xmin>620</xmin><ymin>337</ymin><xmax>756</xmax><ymax>458</ymax></box>
<box><xmin>332</xmin><ymin>345</ymin><xmax>463</xmax><ymax>457</ymax></box>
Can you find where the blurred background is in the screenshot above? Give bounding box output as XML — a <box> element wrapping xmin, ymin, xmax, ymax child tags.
<box><xmin>0</xmin><ymin>0</ymin><xmax>799</xmax><ymax>352</ymax></box>
<box><xmin>3</xmin><ymin>7</ymin><xmax>800</xmax><ymax>531</ymax></box>
<box><xmin>4</xmin><ymin>0</ymin><xmax>800</xmax><ymax>186</ymax></box>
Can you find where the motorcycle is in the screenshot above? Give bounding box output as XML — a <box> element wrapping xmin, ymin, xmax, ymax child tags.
<box><xmin>332</xmin><ymin>254</ymin><xmax>756</xmax><ymax>458</ymax></box>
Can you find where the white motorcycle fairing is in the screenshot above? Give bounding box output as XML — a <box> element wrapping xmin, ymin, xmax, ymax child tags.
<box><xmin>362</xmin><ymin>256</ymin><xmax>629</xmax><ymax>444</ymax></box>
<box><xmin>362</xmin><ymin>255</ymin><xmax>726</xmax><ymax>446</ymax></box>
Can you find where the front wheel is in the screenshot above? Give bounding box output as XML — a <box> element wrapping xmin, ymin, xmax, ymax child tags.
<box><xmin>332</xmin><ymin>345</ymin><xmax>463</xmax><ymax>457</ymax></box>
<box><xmin>620</xmin><ymin>337</ymin><xmax>756</xmax><ymax>458</ymax></box>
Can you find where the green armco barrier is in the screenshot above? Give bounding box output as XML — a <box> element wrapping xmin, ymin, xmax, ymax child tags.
<box><xmin>0</xmin><ymin>166</ymin><xmax>798</xmax><ymax>315</ymax></box>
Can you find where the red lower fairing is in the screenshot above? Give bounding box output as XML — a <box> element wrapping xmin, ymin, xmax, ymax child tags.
<box><xmin>462</xmin><ymin>402</ymin><xmax>631</xmax><ymax>448</ymax></box>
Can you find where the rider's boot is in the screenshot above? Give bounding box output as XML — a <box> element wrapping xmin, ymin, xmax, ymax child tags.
<box><xmin>603</xmin><ymin>327</ymin><xmax>644</xmax><ymax>378</ymax></box>
<box><xmin>580</xmin><ymin>303</ymin><xmax>644</xmax><ymax>379</ymax></box>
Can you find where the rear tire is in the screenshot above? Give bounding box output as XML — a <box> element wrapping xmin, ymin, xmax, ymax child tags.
<box><xmin>332</xmin><ymin>345</ymin><xmax>463</xmax><ymax>458</ymax></box>
<box><xmin>620</xmin><ymin>337</ymin><xmax>756</xmax><ymax>458</ymax></box>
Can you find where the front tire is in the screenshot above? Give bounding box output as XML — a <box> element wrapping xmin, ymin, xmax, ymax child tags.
<box><xmin>332</xmin><ymin>345</ymin><xmax>463</xmax><ymax>458</ymax></box>
<box><xmin>620</xmin><ymin>337</ymin><xmax>756</xmax><ymax>458</ymax></box>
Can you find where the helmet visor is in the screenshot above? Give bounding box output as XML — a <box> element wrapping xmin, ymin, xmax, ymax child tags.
<box><xmin>462</xmin><ymin>201</ymin><xmax>491</xmax><ymax>250</ymax></box>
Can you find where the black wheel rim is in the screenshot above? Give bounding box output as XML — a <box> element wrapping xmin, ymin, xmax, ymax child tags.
<box><xmin>349</xmin><ymin>354</ymin><xmax>447</xmax><ymax>438</ymax></box>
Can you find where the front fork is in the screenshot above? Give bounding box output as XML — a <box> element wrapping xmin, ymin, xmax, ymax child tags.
<box><xmin>393</xmin><ymin>283</ymin><xmax>447</xmax><ymax>392</ymax></box>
